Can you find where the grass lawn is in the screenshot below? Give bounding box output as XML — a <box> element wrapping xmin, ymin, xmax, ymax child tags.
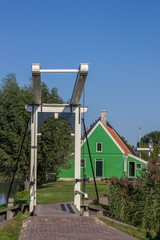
<box><xmin>0</xmin><ymin>205</ymin><xmax>7</xmax><ymax>210</ymax></box>
<box><xmin>0</xmin><ymin>212</ymin><xmax>29</xmax><ymax>240</ymax></box>
<box><xmin>16</xmin><ymin>180</ymin><xmax>109</xmax><ymax>204</ymax></box>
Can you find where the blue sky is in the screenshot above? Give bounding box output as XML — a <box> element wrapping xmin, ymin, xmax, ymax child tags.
<box><xmin>0</xmin><ymin>0</ymin><xmax>160</xmax><ymax>146</ymax></box>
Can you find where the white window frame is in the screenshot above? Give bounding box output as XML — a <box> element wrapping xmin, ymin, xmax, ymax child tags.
<box><xmin>96</xmin><ymin>142</ymin><xmax>102</xmax><ymax>152</ymax></box>
<box><xmin>136</xmin><ymin>163</ymin><xmax>142</xmax><ymax>169</ymax></box>
<box><xmin>128</xmin><ymin>161</ymin><xmax>136</xmax><ymax>177</ymax></box>
<box><xmin>95</xmin><ymin>159</ymin><xmax>104</xmax><ymax>177</ymax></box>
<box><xmin>81</xmin><ymin>158</ymin><xmax>86</xmax><ymax>168</ymax></box>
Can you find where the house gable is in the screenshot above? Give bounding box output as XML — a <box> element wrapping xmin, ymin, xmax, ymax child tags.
<box><xmin>82</xmin><ymin>121</ymin><xmax>122</xmax><ymax>155</ymax></box>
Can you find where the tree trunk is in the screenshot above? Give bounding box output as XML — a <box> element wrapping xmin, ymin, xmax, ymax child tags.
<box><xmin>45</xmin><ymin>172</ymin><xmax>49</xmax><ymax>182</ymax></box>
<box><xmin>24</xmin><ymin>176</ymin><xmax>30</xmax><ymax>191</ymax></box>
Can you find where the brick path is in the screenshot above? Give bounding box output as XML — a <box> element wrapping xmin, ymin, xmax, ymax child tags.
<box><xmin>19</xmin><ymin>216</ymin><xmax>138</xmax><ymax>240</ymax></box>
<box><xmin>19</xmin><ymin>204</ymin><xmax>139</xmax><ymax>240</ymax></box>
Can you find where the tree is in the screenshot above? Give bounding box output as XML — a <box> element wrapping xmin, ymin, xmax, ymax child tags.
<box><xmin>141</xmin><ymin>131</ymin><xmax>160</xmax><ymax>145</ymax></box>
<box><xmin>0</xmin><ymin>74</ymin><xmax>73</xmax><ymax>188</ymax></box>
<box><xmin>121</xmin><ymin>136</ymin><xmax>135</xmax><ymax>150</ymax></box>
<box><xmin>0</xmin><ymin>74</ymin><xmax>31</xmax><ymax>182</ymax></box>
<box><xmin>38</xmin><ymin>118</ymin><xmax>73</xmax><ymax>182</ymax></box>
<box><xmin>140</xmin><ymin>131</ymin><xmax>160</xmax><ymax>160</ymax></box>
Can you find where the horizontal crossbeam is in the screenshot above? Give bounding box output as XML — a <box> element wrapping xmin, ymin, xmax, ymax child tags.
<box><xmin>40</xmin><ymin>69</ymin><xmax>79</xmax><ymax>73</ymax></box>
<box><xmin>32</xmin><ymin>64</ymin><xmax>79</xmax><ymax>74</ymax></box>
<box><xmin>25</xmin><ymin>104</ymin><xmax>88</xmax><ymax>114</ymax></box>
<box><xmin>135</xmin><ymin>148</ymin><xmax>153</xmax><ymax>153</ymax></box>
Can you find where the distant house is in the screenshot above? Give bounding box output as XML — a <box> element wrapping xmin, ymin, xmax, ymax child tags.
<box><xmin>57</xmin><ymin>111</ymin><xmax>147</xmax><ymax>179</ymax></box>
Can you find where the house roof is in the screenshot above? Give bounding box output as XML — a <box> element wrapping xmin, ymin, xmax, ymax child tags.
<box><xmin>105</xmin><ymin>125</ymin><xmax>131</xmax><ymax>154</ymax></box>
<box><xmin>82</xmin><ymin>117</ymin><xmax>137</xmax><ymax>156</ymax></box>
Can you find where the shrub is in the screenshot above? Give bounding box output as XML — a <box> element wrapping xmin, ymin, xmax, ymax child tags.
<box><xmin>109</xmin><ymin>158</ymin><xmax>160</xmax><ymax>236</ymax></box>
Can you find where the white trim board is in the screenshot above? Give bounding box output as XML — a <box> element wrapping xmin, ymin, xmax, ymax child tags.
<box><xmin>128</xmin><ymin>154</ymin><xmax>148</xmax><ymax>165</ymax></box>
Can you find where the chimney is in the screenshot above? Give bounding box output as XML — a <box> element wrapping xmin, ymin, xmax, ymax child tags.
<box><xmin>101</xmin><ymin>110</ymin><xmax>107</xmax><ymax>126</ymax></box>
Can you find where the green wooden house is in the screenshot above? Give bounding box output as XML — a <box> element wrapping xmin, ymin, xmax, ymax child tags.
<box><xmin>57</xmin><ymin>111</ymin><xmax>147</xmax><ymax>179</ymax></box>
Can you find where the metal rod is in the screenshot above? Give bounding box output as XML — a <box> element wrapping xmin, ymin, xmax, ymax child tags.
<box><xmin>39</xmin><ymin>69</ymin><xmax>79</xmax><ymax>73</ymax></box>
<box><xmin>75</xmin><ymin>190</ymin><xmax>88</xmax><ymax>198</ymax></box>
<box><xmin>7</xmin><ymin>117</ymin><xmax>31</xmax><ymax>202</ymax></box>
<box><xmin>138</xmin><ymin>127</ymin><xmax>141</xmax><ymax>158</ymax></box>
<box><xmin>82</xmin><ymin>118</ymin><xmax>99</xmax><ymax>204</ymax></box>
<box><xmin>83</xmin><ymin>172</ymin><xmax>87</xmax><ymax>193</ymax></box>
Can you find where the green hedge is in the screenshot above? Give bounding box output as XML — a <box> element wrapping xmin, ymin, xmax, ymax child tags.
<box><xmin>109</xmin><ymin>159</ymin><xmax>160</xmax><ymax>237</ymax></box>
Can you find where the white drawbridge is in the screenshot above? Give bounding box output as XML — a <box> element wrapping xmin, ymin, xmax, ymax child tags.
<box><xmin>25</xmin><ymin>63</ymin><xmax>89</xmax><ymax>212</ymax></box>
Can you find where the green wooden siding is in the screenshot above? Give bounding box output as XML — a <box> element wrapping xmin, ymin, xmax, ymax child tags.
<box><xmin>82</xmin><ymin>124</ymin><xmax>121</xmax><ymax>155</ymax></box>
<box><xmin>127</xmin><ymin>155</ymin><xmax>146</xmax><ymax>178</ymax></box>
<box><xmin>57</xmin><ymin>122</ymin><xmax>146</xmax><ymax>179</ymax></box>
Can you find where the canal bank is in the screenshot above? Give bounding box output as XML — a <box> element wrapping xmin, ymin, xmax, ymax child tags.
<box><xmin>0</xmin><ymin>179</ymin><xmax>24</xmax><ymax>206</ymax></box>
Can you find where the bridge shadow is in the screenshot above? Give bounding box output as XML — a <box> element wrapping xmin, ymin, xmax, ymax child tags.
<box><xmin>60</xmin><ymin>204</ymin><xmax>75</xmax><ymax>214</ymax></box>
<box><xmin>35</xmin><ymin>203</ymin><xmax>80</xmax><ymax>216</ymax></box>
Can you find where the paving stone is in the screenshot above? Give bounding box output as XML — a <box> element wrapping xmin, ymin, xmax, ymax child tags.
<box><xmin>19</xmin><ymin>215</ymin><xmax>139</xmax><ymax>240</ymax></box>
<box><xmin>19</xmin><ymin>204</ymin><xmax>138</xmax><ymax>240</ymax></box>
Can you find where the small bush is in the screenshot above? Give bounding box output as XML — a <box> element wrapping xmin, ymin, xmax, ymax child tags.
<box><xmin>109</xmin><ymin>158</ymin><xmax>160</xmax><ymax>237</ymax></box>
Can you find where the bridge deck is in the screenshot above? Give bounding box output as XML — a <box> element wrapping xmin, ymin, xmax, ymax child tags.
<box><xmin>19</xmin><ymin>203</ymin><xmax>138</xmax><ymax>240</ymax></box>
<box><xmin>34</xmin><ymin>203</ymin><xmax>80</xmax><ymax>217</ymax></box>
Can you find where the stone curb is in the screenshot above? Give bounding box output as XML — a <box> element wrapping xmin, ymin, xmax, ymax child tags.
<box><xmin>102</xmin><ymin>216</ymin><xmax>138</xmax><ymax>230</ymax></box>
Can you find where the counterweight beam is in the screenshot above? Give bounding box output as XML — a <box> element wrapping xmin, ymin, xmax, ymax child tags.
<box><xmin>32</xmin><ymin>63</ymin><xmax>89</xmax><ymax>105</ymax></box>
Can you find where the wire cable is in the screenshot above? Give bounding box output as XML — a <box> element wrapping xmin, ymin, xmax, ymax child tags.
<box><xmin>82</xmin><ymin>118</ymin><xmax>99</xmax><ymax>204</ymax></box>
<box><xmin>7</xmin><ymin>117</ymin><xmax>31</xmax><ymax>202</ymax></box>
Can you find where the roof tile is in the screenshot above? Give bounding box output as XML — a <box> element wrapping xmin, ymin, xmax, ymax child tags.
<box><xmin>105</xmin><ymin>125</ymin><xmax>131</xmax><ymax>154</ymax></box>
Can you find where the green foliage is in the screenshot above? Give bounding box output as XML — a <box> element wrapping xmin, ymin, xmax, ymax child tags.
<box><xmin>38</xmin><ymin>118</ymin><xmax>73</xmax><ymax>182</ymax></box>
<box><xmin>0</xmin><ymin>74</ymin><xmax>31</xmax><ymax>179</ymax></box>
<box><xmin>109</xmin><ymin>159</ymin><xmax>160</xmax><ymax>238</ymax></box>
<box><xmin>141</xmin><ymin>131</ymin><xmax>160</xmax><ymax>145</ymax></box>
<box><xmin>0</xmin><ymin>74</ymin><xmax>73</xmax><ymax>185</ymax></box>
<box><xmin>140</xmin><ymin>131</ymin><xmax>160</xmax><ymax>160</ymax></box>
<box><xmin>0</xmin><ymin>204</ymin><xmax>7</xmax><ymax>210</ymax></box>
<box><xmin>121</xmin><ymin>136</ymin><xmax>135</xmax><ymax>150</ymax></box>
<box><xmin>140</xmin><ymin>141</ymin><xmax>150</xmax><ymax>160</ymax></box>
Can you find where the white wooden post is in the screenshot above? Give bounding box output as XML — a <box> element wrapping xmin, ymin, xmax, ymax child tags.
<box><xmin>29</xmin><ymin>105</ymin><xmax>38</xmax><ymax>212</ymax></box>
<box><xmin>123</xmin><ymin>154</ymin><xmax>128</xmax><ymax>177</ymax></box>
<box><xmin>74</xmin><ymin>107</ymin><xmax>81</xmax><ymax>211</ymax></box>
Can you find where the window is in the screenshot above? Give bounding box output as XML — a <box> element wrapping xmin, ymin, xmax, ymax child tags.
<box><xmin>81</xmin><ymin>159</ymin><xmax>85</xmax><ymax>168</ymax></box>
<box><xmin>96</xmin><ymin>142</ymin><xmax>102</xmax><ymax>152</ymax></box>
<box><xmin>137</xmin><ymin>163</ymin><xmax>141</xmax><ymax>169</ymax></box>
